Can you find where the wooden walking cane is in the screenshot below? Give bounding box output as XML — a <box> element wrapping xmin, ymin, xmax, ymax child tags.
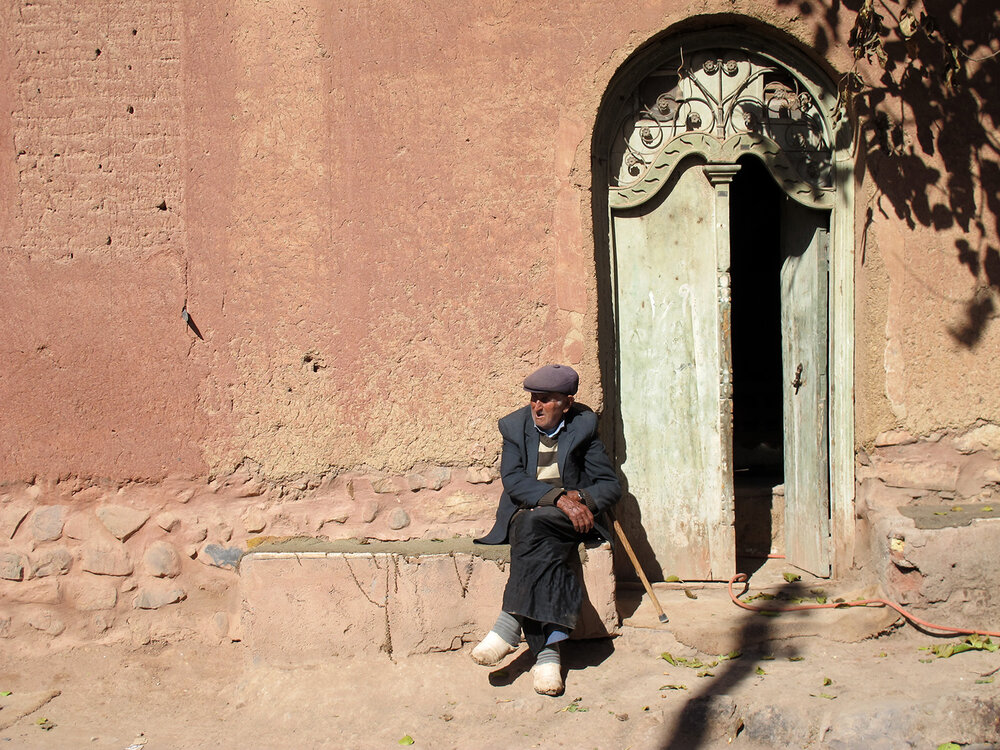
<box><xmin>611</xmin><ymin>513</ymin><xmax>669</xmax><ymax>623</ymax></box>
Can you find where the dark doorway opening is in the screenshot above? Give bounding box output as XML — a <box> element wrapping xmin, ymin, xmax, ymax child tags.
<box><xmin>730</xmin><ymin>156</ymin><xmax>785</xmax><ymax>572</ymax></box>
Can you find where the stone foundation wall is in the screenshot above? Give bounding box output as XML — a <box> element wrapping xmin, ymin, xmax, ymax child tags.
<box><xmin>0</xmin><ymin>466</ymin><xmax>500</xmax><ymax>648</ymax></box>
<box><xmin>855</xmin><ymin>423</ymin><xmax>1000</xmax><ymax>624</ymax></box>
<box><xmin>239</xmin><ymin>540</ymin><xmax>616</xmax><ymax>664</ymax></box>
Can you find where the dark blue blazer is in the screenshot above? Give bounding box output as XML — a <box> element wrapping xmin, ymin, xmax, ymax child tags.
<box><xmin>475</xmin><ymin>403</ymin><xmax>621</xmax><ymax>545</ymax></box>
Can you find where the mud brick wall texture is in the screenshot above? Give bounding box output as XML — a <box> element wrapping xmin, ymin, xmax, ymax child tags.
<box><xmin>1</xmin><ymin>0</ymin><xmax>999</xmax><ymax>646</ymax></box>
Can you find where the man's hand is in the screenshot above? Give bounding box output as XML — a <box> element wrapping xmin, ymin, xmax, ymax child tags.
<box><xmin>556</xmin><ymin>490</ymin><xmax>594</xmax><ymax>534</ymax></box>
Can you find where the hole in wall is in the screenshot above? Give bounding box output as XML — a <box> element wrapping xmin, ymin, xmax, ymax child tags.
<box><xmin>302</xmin><ymin>352</ymin><xmax>325</xmax><ymax>372</ymax></box>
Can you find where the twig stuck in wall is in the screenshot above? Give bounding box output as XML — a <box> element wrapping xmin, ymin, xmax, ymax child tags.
<box><xmin>181</xmin><ymin>306</ymin><xmax>203</xmax><ymax>340</ymax></box>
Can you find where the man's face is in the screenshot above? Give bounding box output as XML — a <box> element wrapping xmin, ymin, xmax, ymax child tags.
<box><xmin>529</xmin><ymin>391</ymin><xmax>573</xmax><ymax>432</ymax></box>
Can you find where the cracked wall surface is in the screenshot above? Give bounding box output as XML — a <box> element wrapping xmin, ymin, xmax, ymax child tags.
<box><xmin>3</xmin><ymin>1</ymin><xmax>997</xmax><ymax>480</ymax></box>
<box><xmin>857</xmin><ymin>213</ymin><xmax>1000</xmax><ymax>446</ymax></box>
<box><xmin>239</xmin><ymin>552</ymin><xmax>509</xmax><ymax>662</ymax></box>
<box><xmin>239</xmin><ymin>544</ymin><xmax>615</xmax><ymax>663</ymax></box>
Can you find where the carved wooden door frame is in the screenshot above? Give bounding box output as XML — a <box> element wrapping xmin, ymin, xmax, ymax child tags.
<box><xmin>594</xmin><ymin>29</ymin><xmax>855</xmax><ymax>579</ymax></box>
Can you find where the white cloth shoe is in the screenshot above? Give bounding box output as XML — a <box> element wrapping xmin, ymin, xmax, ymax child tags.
<box><xmin>471</xmin><ymin>631</ymin><xmax>516</xmax><ymax>666</ymax></box>
<box><xmin>532</xmin><ymin>662</ymin><xmax>564</xmax><ymax>696</ymax></box>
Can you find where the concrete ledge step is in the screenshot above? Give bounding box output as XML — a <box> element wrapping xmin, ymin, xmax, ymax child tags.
<box><xmin>239</xmin><ymin>538</ymin><xmax>616</xmax><ymax>664</ymax></box>
<box><xmin>868</xmin><ymin>503</ymin><xmax>1000</xmax><ymax>626</ymax></box>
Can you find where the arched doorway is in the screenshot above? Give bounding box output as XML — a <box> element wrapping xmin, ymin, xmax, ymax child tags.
<box><xmin>594</xmin><ymin>30</ymin><xmax>854</xmax><ymax>581</ymax></box>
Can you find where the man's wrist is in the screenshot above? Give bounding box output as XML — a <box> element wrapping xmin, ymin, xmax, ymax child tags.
<box><xmin>537</xmin><ymin>487</ymin><xmax>564</xmax><ymax>506</ymax></box>
<box><xmin>577</xmin><ymin>489</ymin><xmax>599</xmax><ymax>514</ymax></box>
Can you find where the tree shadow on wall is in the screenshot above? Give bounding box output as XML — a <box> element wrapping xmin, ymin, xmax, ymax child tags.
<box><xmin>778</xmin><ymin>0</ymin><xmax>1000</xmax><ymax>347</ymax></box>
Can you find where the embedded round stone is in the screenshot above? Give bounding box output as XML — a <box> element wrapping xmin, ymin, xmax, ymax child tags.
<box><xmin>31</xmin><ymin>548</ymin><xmax>72</xmax><ymax>577</ymax></box>
<box><xmin>144</xmin><ymin>541</ymin><xmax>181</xmax><ymax>578</ymax></box>
<box><xmin>389</xmin><ymin>507</ymin><xmax>411</xmax><ymax>530</ymax></box>
<box><xmin>96</xmin><ymin>505</ymin><xmax>150</xmax><ymax>541</ymax></box>
<box><xmin>133</xmin><ymin>585</ymin><xmax>186</xmax><ymax>610</ymax></box>
<box><xmin>0</xmin><ymin>553</ymin><xmax>25</xmax><ymax>581</ymax></box>
<box><xmin>31</xmin><ymin>506</ymin><xmax>66</xmax><ymax>542</ymax></box>
<box><xmin>81</xmin><ymin>545</ymin><xmax>134</xmax><ymax>576</ymax></box>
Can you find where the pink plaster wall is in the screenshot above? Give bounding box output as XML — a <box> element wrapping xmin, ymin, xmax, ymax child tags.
<box><xmin>0</xmin><ymin>0</ymin><xmax>874</xmax><ymax>484</ymax></box>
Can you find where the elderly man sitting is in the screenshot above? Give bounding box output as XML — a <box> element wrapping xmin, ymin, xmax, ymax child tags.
<box><xmin>472</xmin><ymin>364</ymin><xmax>621</xmax><ymax>696</ymax></box>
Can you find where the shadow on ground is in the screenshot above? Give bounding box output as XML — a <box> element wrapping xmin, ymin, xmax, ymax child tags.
<box><xmin>488</xmin><ymin>637</ymin><xmax>616</xmax><ymax>689</ymax></box>
<box><xmin>658</xmin><ymin>579</ymin><xmax>803</xmax><ymax>749</ymax></box>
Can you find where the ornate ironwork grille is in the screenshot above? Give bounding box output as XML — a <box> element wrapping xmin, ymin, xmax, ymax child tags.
<box><xmin>609</xmin><ymin>49</ymin><xmax>835</xmax><ymax>210</ymax></box>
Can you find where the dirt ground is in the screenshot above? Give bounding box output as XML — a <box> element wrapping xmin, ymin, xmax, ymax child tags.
<box><xmin>2</xmin><ymin>581</ymin><xmax>1000</xmax><ymax>749</ymax></box>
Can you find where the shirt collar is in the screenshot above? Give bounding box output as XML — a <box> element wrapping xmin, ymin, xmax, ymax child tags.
<box><xmin>536</xmin><ymin>419</ymin><xmax>566</xmax><ymax>439</ymax></box>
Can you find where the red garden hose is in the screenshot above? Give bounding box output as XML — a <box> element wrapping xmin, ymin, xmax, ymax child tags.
<box><xmin>728</xmin><ymin>573</ymin><xmax>1000</xmax><ymax>638</ymax></box>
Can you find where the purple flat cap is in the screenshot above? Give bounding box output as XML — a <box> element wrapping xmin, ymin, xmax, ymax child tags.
<box><xmin>523</xmin><ymin>364</ymin><xmax>579</xmax><ymax>395</ymax></box>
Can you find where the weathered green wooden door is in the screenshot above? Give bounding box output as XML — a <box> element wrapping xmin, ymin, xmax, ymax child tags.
<box><xmin>613</xmin><ymin>159</ymin><xmax>735</xmax><ymax>580</ymax></box>
<box><xmin>780</xmin><ymin>202</ymin><xmax>831</xmax><ymax>576</ymax></box>
<box><xmin>604</xmin><ymin>45</ymin><xmax>840</xmax><ymax>581</ymax></box>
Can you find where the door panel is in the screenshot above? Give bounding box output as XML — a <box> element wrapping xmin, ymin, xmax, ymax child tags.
<box><xmin>612</xmin><ymin>160</ymin><xmax>732</xmax><ymax>580</ymax></box>
<box><xmin>780</xmin><ymin>201</ymin><xmax>831</xmax><ymax>576</ymax></box>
